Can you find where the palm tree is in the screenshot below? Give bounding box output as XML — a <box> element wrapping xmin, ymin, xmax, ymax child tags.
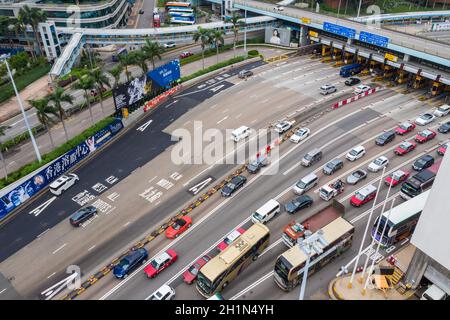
<box><xmin>18</xmin><ymin>5</ymin><xmax>47</xmax><ymax>57</ymax></box>
<box><xmin>29</xmin><ymin>97</ymin><xmax>58</xmax><ymax>149</ymax></box>
<box><xmin>227</xmin><ymin>13</ymin><xmax>243</xmax><ymax>58</ymax></box>
<box><xmin>72</xmin><ymin>74</ymin><xmax>96</xmax><ymax>125</ymax></box>
<box><xmin>48</xmin><ymin>87</ymin><xmax>74</xmax><ymax>142</ymax></box>
<box><xmin>118</xmin><ymin>53</ymin><xmax>136</xmax><ymax>82</ymax></box>
<box><xmin>12</xmin><ymin>18</ymin><xmax>35</xmax><ymax>60</ymax></box>
<box><xmin>193</xmin><ymin>27</ymin><xmax>212</xmax><ymax>70</ymax></box>
<box><xmin>0</xmin><ymin>125</ymin><xmax>11</xmax><ymax>179</ymax></box>
<box><xmin>89</xmin><ymin>68</ymin><xmax>111</xmax><ymax>116</ymax></box>
<box><xmin>141</xmin><ymin>38</ymin><xmax>165</xmax><ymax>70</ymax></box>
<box><xmin>210</xmin><ymin>30</ymin><xmax>225</xmax><ymax>64</ymax></box>
<box><xmin>132</xmin><ymin>51</ymin><xmax>149</xmax><ymax>76</ymax></box>
<box><xmin>109</xmin><ymin>64</ymin><xmax>124</xmax><ymax>89</ymax></box>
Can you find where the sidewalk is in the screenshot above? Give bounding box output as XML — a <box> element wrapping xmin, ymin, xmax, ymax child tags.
<box><xmin>0</xmin><ymin>74</ymin><xmax>51</xmax><ymax>123</ymax></box>
<box><xmin>0</xmin><ymin>46</ymin><xmax>289</xmax><ymax>179</ymax></box>
<box><xmin>328</xmin><ymin>244</ymin><xmax>417</xmax><ymax>300</ymax></box>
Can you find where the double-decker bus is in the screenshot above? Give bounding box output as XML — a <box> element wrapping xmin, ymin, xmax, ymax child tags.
<box><xmin>165</xmin><ymin>1</ymin><xmax>191</xmax><ymax>9</ymax></box>
<box><xmin>274</xmin><ymin>217</ymin><xmax>354</xmax><ymax>291</ymax></box>
<box><xmin>372</xmin><ymin>189</ymin><xmax>429</xmax><ymax>246</ymax></box>
<box><xmin>196</xmin><ymin>223</ymin><xmax>270</xmax><ymax>298</ymax></box>
<box><xmin>400</xmin><ymin>159</ymin><xmax>441</xmax><ymax>200</ymax></box>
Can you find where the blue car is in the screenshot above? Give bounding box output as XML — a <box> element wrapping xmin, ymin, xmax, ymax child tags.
<box><xmin>113</xmin><ymin>248</ymin><xmax>148</xmax><ymax>279</ymax></box>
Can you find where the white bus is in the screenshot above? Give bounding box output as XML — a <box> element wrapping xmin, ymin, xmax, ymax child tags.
<box><xmin>371</xmin><ymin>190</ymin><xmax>429</xmax><ymax>246</ymax></box>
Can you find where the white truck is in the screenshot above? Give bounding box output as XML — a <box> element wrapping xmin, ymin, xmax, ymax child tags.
<box><xmin>319</xmin><ymin>179</ymin><xmax>344</xmax><ymax>201</ymax></box>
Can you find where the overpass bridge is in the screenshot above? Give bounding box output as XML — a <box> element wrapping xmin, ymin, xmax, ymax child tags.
<box><xmin>49</xmin><ymin>16</ymin><xmax>277</xmax><ymax>79</ymax></box>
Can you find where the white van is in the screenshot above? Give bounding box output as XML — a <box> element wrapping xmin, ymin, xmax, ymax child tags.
<box><xmin>292</xmin><ymin>173</ymin><xmax>319</xmax><ymax>195</ymax></box>
<box><xmin>49</xmin><ymin>173</ymin><xmax>79</xmax><ymax>196</ymax></box>
<box><xmin>320</xmin><ymin>84</ymin><xmax>337</xmax><ymax>95</ymax></box>
<box><xmin>231</xmin><ymin>126</ymin><xmax>251</xmax><ymax>142</ymax></box>
<box><xmin>251</xmin><ymin>199</ymin><xmax>280</xmax><ymax>224</ymax></box>
<box><xmin>421</xmin><ymin>284</ymin><xmax>447</xmax><ymax>300</ymax></box>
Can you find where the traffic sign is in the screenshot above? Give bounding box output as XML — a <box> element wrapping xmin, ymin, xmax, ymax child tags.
<box><xmin>359</xmin><ymin>31</ymin><xmax>389</xmax><ymax>47</ymax></box>
<box><xmin>301</xmin><ymin>17</ymin><xmax>311</xmax><ymax>24</ymax></box>
<box><xmin>385</xmin><ymin>53</ymin><xmax>398</xmax><ymax>62</ymax></box>
<box><xmin>323</xmin><ymin>22</ymin><xmax>356</xmax><ymax>39</ymax></box>
<box><xmin>309</xmin><ymin>31</ymin><xmax>319</xmax><ymax>38</ymax></box>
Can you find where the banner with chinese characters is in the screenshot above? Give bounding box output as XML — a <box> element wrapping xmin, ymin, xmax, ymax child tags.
<box><xmin>0</xmin><ymin>118</ymin><xmax>124</xmax><ymax>220</ymax></box>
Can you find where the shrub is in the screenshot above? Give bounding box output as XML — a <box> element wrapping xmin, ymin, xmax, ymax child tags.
<box><xmin>180</xmin><ymin>56</ymin><xmax>247</xmax><ymax>83</ymax></box>
<box><xmin>248</xmin><ymin>50</ymin><xmax>259</xmax><ymax>57</ymax></box>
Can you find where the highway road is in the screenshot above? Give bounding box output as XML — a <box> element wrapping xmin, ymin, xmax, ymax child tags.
<box><xmin>1</xmin><ymin>54</ymin><xmax>447</xmax><ymax>300</ymax></box>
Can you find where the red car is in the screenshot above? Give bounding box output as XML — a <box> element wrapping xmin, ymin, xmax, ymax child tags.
<box><xmin>394</xmin><ymin>141</ymin><xmax>416</xmax><ymax>156</ymax></box>
<box><xmin>384</xmin><ymin>170</ymin><xmax>409</xmax><ymax>186</ymax></box>
<box><xmin>217</xmin><ymin>228</ymin><xmax>246</xmax><ymax>251</ymax></box>
<box><xmin>350</xmin><ymin>185</ymin><xmax>377</xmax><ymax>207</ymax></box>
<box><xmin>437</xmin><ymin>142</ymin><xmax>449</xmax><ymax>156</ymax></box>
<box><xmin>395</xmin><ymin>122</ymin><xmax>415</xmax><ymax>135</ymax></box>
<box><xmin>144</xmin><ymin>249</ymin><xmax>177</xmax><ymax>278</ymax></box>
<box><xmin>165</xmin><ymin>216</ymin><xmax>192</xmax><ymax>239</ymax></box>
<box><xmin>179</xmin><ymin>51</ymin><xmax>193</xmax><ymax>59</ymax></box>
<box><xmin>182</xmin><ymin>255</ymin><xmax>211</xmax><ymax>284</ymax></box>
<box><xmin>414</xmin><ymin>129</ymin><xmax>437</xmax><ymax>143</ymax></box>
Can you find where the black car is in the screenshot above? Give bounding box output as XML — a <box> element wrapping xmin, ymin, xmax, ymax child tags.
<box><xmin>221</xmin><ymin>175</ymin><xmax>247</xmax><ymax>197</ymax></box>
<box><xmin>284</xmin><ymin>195</ymin><xmax>313</xmax><ymax>214</ymax></box>
<box><xmin>246</xmin><ymin>156</ymin><xmax>268</xmax><ymax>174</ymax></box>
<box><xmin>345</xmin><ymin>77</ymin><xmax>361</xmax><ymax>86</ymax></box>
<box><xmin>139</xmin><ymin>9</ymin><xmax>144</xmax><ymax>14</ymax></box>
<box><xmin>69</xmin><ymin>206</ymin><xmax>97</xmax><ymax>227</ymax></box>
<box><xmin>323</xmin><ymin>158</ymin><xmax>344</xmax><ymax>175</ymax></box>
<box><xmin>375</xmin><ymin>130</ymin><xmax>395</xmax><ymax>146</ymax></box>
<box><xmin>438</xmin><ymin>121</ymin><xmax>450</xmax><ymax>134</ymax></box>
<box><xmin>412</xmin><ymin>155</ymin><xmax>434</xmax><ymax>171</ymax></box>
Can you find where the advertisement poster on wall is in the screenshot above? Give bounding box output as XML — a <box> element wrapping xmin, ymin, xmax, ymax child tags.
<box><xmin>265</xmin><ymin>26</ymin><xmax>292</xmax><ymax>47</ymax></box>
<box><xmin>112</xmin><ymin>75</ymin><xmax>149</xmax><ymax>112</ymax></box>
<box><xmin>147</xmin><ymin>59</ymin><xmax>181</xmax><ymax>90</ymax></box>
<box><xmin>0</xmin><ymin>118</ymin><xmax>124</xmax><ymax>220</ymax></box>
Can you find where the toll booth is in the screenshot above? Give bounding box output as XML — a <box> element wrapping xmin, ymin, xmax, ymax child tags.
<box><xmin>322</xmin><ymin>44</ymin><xmax>331</xmax><ymax>57</ymax></box>
<box><xmin>413</xmin><ymin>70</ymin><xmax>428</xmax><ymax>89</ymax></box>
<box><xmin>431</xmin><ymin>76</ymin><xmax>443</xmax><ymax>96</ymax></box>
<box><xmin>332</xmin><ymin>47</ymin><xmax>342</xmax><ymax>61</ymax></box>
<box><xmin>397</xmin><ymin>64</ymin><xmax>408</xmax><ymax>84</ymax></box>
<box><xmin>343</xmin><ymin>51</ymin><xmax>354</xmax><ymax>65</ymax></box>
<box><xmin>383</xmin><ymin>64</ymin><xmax>395</xmax><ymax>80</ymax></box>
<box><xmin>369</xmin><ymin>60</ymin><xmax>383</xmax><ymax>75</ymax></box>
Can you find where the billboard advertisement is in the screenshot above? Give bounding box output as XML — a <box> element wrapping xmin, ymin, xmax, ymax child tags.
<box><xmin>147</xmin><ymin>60</ymin><xmax>181</xmax><ymax>89</ymax></box>
<box><xmin>431</xmin><ymin>22</ymin><xmax>450</xmax><ymax>32</ymax></box>
<box><xmin>265</xmin><ymin>27</ymin><xmax>292</xmax><ymax>47</ymax></box>
<box><xmin>112</xmin><ymin>75</ymin><xmax>149</xmax><ymax>112</ymax></box>
<box><xmin>0</xmin><ymin>118</ymin><xmax>124</xmax><ymax>220</ymax></box>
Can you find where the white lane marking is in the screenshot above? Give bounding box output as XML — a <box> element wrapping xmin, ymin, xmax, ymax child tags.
<box><xmin>235</xmin><ymin>113</ymin><xmax>243</xmax><ymax>119</ymax></box>
<box><xmin>230</xmin><ymin>271</ymin><xmax>273</xmax><ymax>300</ymax></box>
<box><xmin>37</xmin><ymin>228</ymin><xmax>50</xmax><ymax>239</ymax></box>
<box><xmin>88</xmin><ymin>245</ymin><xmax>96</xmax><ymax>252</ymax></box>
<box><xmin>182</xmin><ymin>165</ymin><xmax>213</xmax><ymax>187</ymax></box>
<box><xmin>52</xmin><ymin>243</ymin><xmax>67</xmax><ymax>255</ymax></box>
<box><xmin>136</xmin><ymin>119</ymin><xmax>153</xmax><ymax>132</ymax></box>
<box><xmin>165</xmin><ymin>100</ymin><xmax>178</xmax><ymax>108</ymax></box>
<box><xmin>400</xmin><ymin>238</ymin><xmax>409</xmax><ymax>246</ymax></box>
<box><xmin>217</xmin><ymin>116</ymin><xmax>229</xmax><ymax>124</ymax></box>
<box><xmin>0</xmin><ymin>288</ymin><xmax>6</xmax><ymax>295</ymax></box>
<box><xmin>123</xmin><ymin>221</ymin><xmax>131</xmax><ymax>227</ymax></box>
<box><xmin>148</xmin><ymin>176</ymin><xmax>157</xmax><ymax>184</ymax></box>
<box><xmin>335</xmin><ymin>245</ymin><xmax>372</xmax><ymax>277</ymax></box>
<box><xmin>29</xmin><ymin>196</ymin><xmax>57</xmax><ymax>217</ymax></box>
<box><xmin>47</xmin><ymin>272</ymin><xmax>56</xmax><ymax>279</ymax></box>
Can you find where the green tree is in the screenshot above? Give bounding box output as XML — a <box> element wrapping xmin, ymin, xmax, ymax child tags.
<box><xmin>109</xmin><ymin>64</ymin><xmax>124</xmax><ymax>89</ymax></box>
<box><xmin>118</xmin><ymin>53</ymin><xmax>136</xmax><ymax>82</ymax></box>
<box><xmin>210</xmin><ymin>30</ymin><xmax>225</xmax><ymax>64</ymax></box>
<box><xmin>47</xmin><ymin>87</ymin><xmax>74</xmax><ymax>142</ymax></box>
<box><xmin>29</xmin><ymin>97</ymin><xmax>57</xmax><ymax>149</ymax></box>
<box><xmin>8</xmin><ymin>52</ymin><xmax>28</xmax><ymax>71</ymax></box>
<box><xmin>13</xmin><ymin>18</ymin><xmax>35</xmax><ymax>60</ymax></box>
<box><xmin>18</xmin><ymin>5</ymin><xmax>47</xmax><ymax>57</ymax></box>
<box><xmin>227</xmin><ymin>13</ymin><xmax>243</xmax><ymax>58</ymax></box>
<box><xmin>141</xmin><ymin>38</ymin><xmax>165</xmax><ymax>70</ymax></box>
<box><xmin>89</xmin><ymin>67</ymin><xmax>111</xmax><ymax>116</ymax></box>
<box><xmin>131</xmin><ymin>50</ymin><xmax>149</xmax><ymax>76</ymax></box>
<box><xmin>72</xmin><ymin>74</ymin><xmax>96</xmax><ymax>125</ymax></box>
<box><xmin>193</xmin><ymin>27</ymin><xmax>212</xmax><ymax>70</ymax></box>
<box><xmin>0</xmin><ymin>125</ymin><xmax>11</xmax><ymax>179</ymax></box>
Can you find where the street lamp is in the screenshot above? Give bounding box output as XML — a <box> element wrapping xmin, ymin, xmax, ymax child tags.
<box><xmin>0</xmin><ymin>54</ymin><xmax>42</xmax><ymax>162</ymax></box>
<box><xmin>298</xmin><ymin>229</ymin><xmax>328</xmax><ymax>300</ymax></box>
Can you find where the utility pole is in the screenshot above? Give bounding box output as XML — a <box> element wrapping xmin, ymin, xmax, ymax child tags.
<box><xmin>244</xmin><ymin>9</ymin><xmax>247</xmax><ymax>53</ymax></box>
<box><xmin>1</xmin><ymin>56</ymin><xmax>42</xmax><ymax>162</ymax></box>
<box><xmin>357</xmin><ymin>0</ymin><xmax>362</xmax><ymax>18</ymax></box>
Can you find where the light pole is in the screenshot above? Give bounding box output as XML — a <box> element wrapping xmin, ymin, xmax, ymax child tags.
<box><xmin>1</xmin><ymin>56</ymin><xmax>42</xmax><ymax>162</ymax></box>
<box><xmin>356</xmin><ymin>0</ymin><xmax>363</xmax><ymax>18</ymax></box>
<box><xmin>244</xmin><ymin>9</ymin><xmax>247</xmax><ymax>53</ymax></box>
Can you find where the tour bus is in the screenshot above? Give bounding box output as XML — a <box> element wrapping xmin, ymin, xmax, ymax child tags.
<box><xmin>170</xmin><ymin>17</ymin><xmax>195</xmax><ymax>24</ymax></box>
<box><xmin>400</xmin><ymin>159</ymin><xmax>441</xmax><ymax>200</ymax></box>
<box><xmin>273</xmin><ymin>217</ymin><xmax>354</xmax><ymax>291</ymax></box>
<box><xmin>165</xmin><ymin>2</ymin><xmax>191</xmax><ymax>9</ymax></box>
<box><xmin>371</xmin><ymin>190</ymin><xmax>429</xmax><ymax>246</ymax></box>
<box><xmin>168</xmin><ymin>8</ymin><xmax>194</xmax><ymax>14</ymax></box>
<box><xmin>196</xmin><ymin>223</ymin><xmax>270</xmax><ymax>298</ymax></box>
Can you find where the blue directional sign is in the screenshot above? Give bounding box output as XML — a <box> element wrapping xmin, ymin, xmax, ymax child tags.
<box><xmin>323</xmin><ymin>22</ymin><xmax>356</xmax><ymax>39</ymax></box>
<box><xmin>359</xmin><ymin>31</ymin><xmax>389</xmax><ymax>47</ymax></box>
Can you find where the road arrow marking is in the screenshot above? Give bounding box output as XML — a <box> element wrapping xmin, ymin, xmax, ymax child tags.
<box><xmin>188</xmin><ymin>177</ymin><xmax>214</xmax><ymax>195</ymax></box>
<box><xmin>136</xmin><ymin>119</ymin><xmax>153</xmax><ymax>132</ymax></box>
<box><xmin>29</xmin><ymin>196</ymin><xmax>57</xmax><ymax>217</ymax></box>
<box><xmin>210</xmin><ymin>84</ymin><xmax>225</xmax><ymax>93</ymax></box>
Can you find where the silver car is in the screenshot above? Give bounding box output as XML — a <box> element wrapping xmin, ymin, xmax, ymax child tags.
<box><xmin>346</xmin><ymin>169</ymin><xmax>367</xmax><ymax>185</ymax></box>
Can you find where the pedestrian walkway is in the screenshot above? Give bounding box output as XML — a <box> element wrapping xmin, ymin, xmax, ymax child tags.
<box><xmin>0</xmin><ymin>74</ymin><xmax>51</xmax><ymax>122</ymax></box>
<box><xmin>329</xmin><ymin>244</ymin><xmax>417</xmax><ymax>300</ymax></box>
<box><xmin>0</xmin><ymin>46</ymin><xmax>289</xmax><ymax>179</ymax></box>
